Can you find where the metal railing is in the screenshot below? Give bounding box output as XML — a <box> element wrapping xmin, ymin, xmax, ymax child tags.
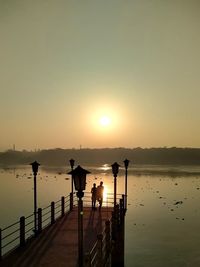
<box><xmin>0</xmin><ymin>192</ymin><xmax>125</xmax><ymax>263</ymax></box>
<box><xmin>84</xmin><ymin>194</ymin><xmax>126</xmax><ymax>267</ymax></box>
<box><xmin>84</xmin><ymin>223</ymin><xmax>111</xmax><ymax>267</ymax></box>
<box><xmin>75</xmin><ymin>192</ymin><xmax>122</xmax><ymax>208</ymax></box>
<box><xmin>0</xmin><ymin>193</ymin><xmax>73</xmax><ymax>259</ymax></box>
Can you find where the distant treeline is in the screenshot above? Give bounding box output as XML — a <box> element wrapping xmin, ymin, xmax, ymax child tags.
<box><xmin>0</xmin><ymin>147</ymin><xmax>200</xmax><ymax>166</ymax></box>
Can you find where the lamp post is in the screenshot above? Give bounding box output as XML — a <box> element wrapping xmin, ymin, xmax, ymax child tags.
<box><xmin>69</xmin><ymin>158</ymin><xmax>75</xmax><ymax>195</ymax></box>
<box><xmin>30</xmin><ymin>160</ymin><xmax>40</xmax><ymax>235</ymax></box>
<box><xmin>111</xmin><ymin>162</ymin><xmax>120</xmax><ymax>209</ymax></box>
<box><xmin>123</xmin><ymin>159</ymin><xmax>130</xmax><ymax>211</ymax></box>
<box><xmin>68</xmin><ymin>165</ymin><xmax>90</xmax><ymax>267</ymax></box>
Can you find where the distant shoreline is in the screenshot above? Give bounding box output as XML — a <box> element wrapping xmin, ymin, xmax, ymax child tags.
<box><xmin>1</xmin><ymin>147</ymin><xmax>200</xmax><ymax>167</ymax></box>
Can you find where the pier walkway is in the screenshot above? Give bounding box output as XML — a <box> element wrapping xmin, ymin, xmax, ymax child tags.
<box><xmin>1</xmin><ymin>207</ymin><xmax>113</xmax><ymax>267</ymax></box>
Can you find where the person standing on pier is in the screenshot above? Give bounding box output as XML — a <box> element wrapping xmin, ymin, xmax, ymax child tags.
<box><xmin>97</xmin><ymin>181</ymin><xmax>104</xmax><ymax>210</ymax></box>
<box><xmin>91</xmin><ymin>183</ymin><xmax>97</xmax><ymax>210</ymax></box>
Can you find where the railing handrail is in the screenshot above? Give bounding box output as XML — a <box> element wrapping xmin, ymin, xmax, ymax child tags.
<box><xmin>0</xmin><ymin>193</ymin><xmax>72</xmax><ymax>259</ymax></box>
<box><xmin>2</xmin><ymin>221</ymin><xmax>19</xmax><ymax>232</ymax></box>
<box><xmin>0</xmin><ymin>192</ymin><xmax>124</xmax><ymax>261</ymax></box>
<box><xmin>84</xmin><ymin>194</ymin><xmax>125</xmax><ymax>267</ymax></box>
<box><xmin>84</xmin><ymin>219</ymin><xmax>111</xmax><ymax>267</ymax></box>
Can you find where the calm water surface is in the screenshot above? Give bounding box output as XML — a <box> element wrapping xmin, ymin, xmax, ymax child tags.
<box><xmin>1</xmin><ymin>165</ymin><xmax>200</xmax><ymax>267</ymax></box>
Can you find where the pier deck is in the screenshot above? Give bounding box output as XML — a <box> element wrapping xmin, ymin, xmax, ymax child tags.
<box><xmin>1</xmin><ymin>207</ymin><xmax>112</xmax><ymax>267</ymax></box>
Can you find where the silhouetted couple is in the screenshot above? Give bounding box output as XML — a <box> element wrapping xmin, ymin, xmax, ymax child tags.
<box><xmin>91</xmin><ymin>181</ymin><xmax>104</xmax><ymax>210</ymax></box>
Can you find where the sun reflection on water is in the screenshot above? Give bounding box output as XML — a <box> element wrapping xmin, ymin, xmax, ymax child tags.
<box><xmin>103</xmin><ymin>185</ymin><xmax>108</xmax><ymax>201</ymax></box>
<box><xmin>99</xmin><ymin>164</ymin><xmax>110</xmax><ymax>171</ymax></box>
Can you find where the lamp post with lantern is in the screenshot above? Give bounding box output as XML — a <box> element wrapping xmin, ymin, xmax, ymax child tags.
<box><xmin>111</xmin><ymin>162</ymin><xmax>120</xmax><ymax>209</ymax></box>
<box><xmin>123</xmin><ymin>159</ymin><xmax>130</xmax><ymax>211</ymax></box>
<box><xmin>69</xmin><ymin>158</ymin><xmax>75</xmax><ymax>195</ymax></box>
<box><xmin>68</xmin><ymin>165</ymin><xmax>90</xmax><ymax>267</ymax></box>
<box><xmin>30</xmin><ymin>160</ymin><xmax>40</xmax><ymax>235</ymax></box>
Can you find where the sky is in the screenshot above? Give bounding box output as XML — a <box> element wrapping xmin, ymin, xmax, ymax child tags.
<box><xmin>0</xmin><ymin>0</ymin><xmax>200</xmax><ymax>151</ymax></box>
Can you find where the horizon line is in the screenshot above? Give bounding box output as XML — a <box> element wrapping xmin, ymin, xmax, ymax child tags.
<box><xmin>1</xmin><ymin>146</ymin><xmax>200</xmax><ymax>152</ymax></box>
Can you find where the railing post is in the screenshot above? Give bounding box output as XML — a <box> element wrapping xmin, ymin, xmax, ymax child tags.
<box><xmin>111</xmin><ymin>217</ymin><xmax>117</xmax><ymax>267</ymax></box>
<box><xmin>84</xmin><ymin>252</ymin><xmax>92</xmax><ymax>267</ymax></box>
<box><xmin>97</xmin><ymin>233</ymin><xmax>103</xmax><ymax>267</ymax></box>
<box><xmin>0</xmin><ymin>228</ymin><xmax>2</xmax><ymax>260</ymax></box>
<box><xmin>51</xmin><ymin>202</ymin><xmax>55</xmax><ymax>224</ymax></box>
<box><xmin>115</xmin><ymin>204</ymin><xmax>120</xmax><ymax>227</ymax></box>
<box><xmin>61</xmin><ymin>196</ymin><xmax>65</xmax><ymax>216</ymax></box>
<box><xmin>105</xmin><ymin>220</ymin><xmax>111</xmax><ymax>258</ymax></box>
<box><xmin>70</xmin><ymin>192</ymin><xmax>73</xmax><ymax>211</ymax></box>
<box><xmin>20</xmin><ymin>216</ymin><xmax>25</xmax><ymax>247</ymax></box>
<box><xmin>122</xmin><ymin>194</ymin><xmax>126</xmax><ymax>213</ymax></box>
<box><xmin>111</xmin><ymin>205</ymin><xmax>121</xmax><ymax>267</ymax></box>
<box><xmin>38</xmin><ymin>208</ymin><xmax>42</xmax><ymax>233</ymax></box>
<box><xmin>112</xmin><ymin>199</ymin><xmax>125</xmax><ymax>267</ymax></box>
<box><xmin>120</xmin><ymin>199</ymin><xmax>124</xmax><ymax>226</ymax></box>
<box><xmin>111</xmin><ymin>211</ymin><xmax>115</xmax><ymax>241</ymax></box>
<box><xmin>117</xmin><ymin>199</ymin><xmax>125</xmax><ymax>267</ymax></box>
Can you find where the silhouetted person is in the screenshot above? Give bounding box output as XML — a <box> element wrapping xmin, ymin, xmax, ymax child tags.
<box><xmin>91</xmin><ymin>183</ymin><xmax>97</xmax><ymax>210</ymax></box>
<box><xmin>97</xmin><ymin>181</ymin><xmax>104</xmax><ymax>210</ymax></box>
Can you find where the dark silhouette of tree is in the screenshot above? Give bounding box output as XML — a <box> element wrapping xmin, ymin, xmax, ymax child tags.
<box><xmin>0</xmin><ymin>147</ymin><xmax>200</xmax><ymax>166</ymax></box>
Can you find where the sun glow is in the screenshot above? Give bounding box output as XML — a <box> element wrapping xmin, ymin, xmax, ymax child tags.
<box><xmin>99</xmin><ymin>116</ymin><xmax>111</xmax><ymax>127</ymax></box>
<box><xmin>88</xmin><ymin>103</ymin><xmax>122</xmax><ymax>136</ymax></box>
<box><xmin>103</xmin><ymin>185</ymin><xmax>108</xmax><ymax>201</ymax></box>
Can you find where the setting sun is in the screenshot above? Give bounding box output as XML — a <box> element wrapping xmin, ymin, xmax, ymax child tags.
<box><xmin>87</xmin><ymin>103</ymin><xmax>124</xmax><ymax>140</ymax></box>
<box><xmin>99</xmin><ymin>116</ymin><xmax>111</xmax><ymax>127</ymax></box>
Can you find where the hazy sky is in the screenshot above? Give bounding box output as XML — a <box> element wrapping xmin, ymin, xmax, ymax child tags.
<box><xmin>1</xmin><ymin>1</ymin><xmax>200</xmax><ymax>151</ymax></box>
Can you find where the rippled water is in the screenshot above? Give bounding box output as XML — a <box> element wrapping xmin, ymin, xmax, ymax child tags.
<box><xmin>1</xmin><ymin>164</ymin><xmax>200</xmax><ymax>266</ymax></box>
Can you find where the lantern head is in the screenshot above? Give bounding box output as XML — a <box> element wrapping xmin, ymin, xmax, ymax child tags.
<box><xmin>124</xmin><ymin>159</ymin><xmax>130</xmax><ymax>169</ymax></box>
<box><xmin>111</xmin><ymin>162</ymin><xmax>120</xmax><ymax>176</ymax></box>
<box><xmin>30</xmin><ymin>161</ymin><xmax>40</xmax><ymax>175</ymax></box>
<box><xmin>68</xmin><ymin>165</ymin><xmax>90</xmax><ymax>192</ymax></box>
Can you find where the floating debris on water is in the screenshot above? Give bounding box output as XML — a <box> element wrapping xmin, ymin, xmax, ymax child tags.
<box><xmin>174</xmin><ymin>201</ymin><xmax>183</xmax><ymax>205</ymax></box>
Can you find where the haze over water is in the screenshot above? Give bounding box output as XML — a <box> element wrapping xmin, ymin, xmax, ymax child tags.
<box><xmin>1</xmin><ymin>2</ymin><xmax>200</xmax><ymax>265</ymax></box>
<box><xmin>1</xmin><ymin>1</ymin><xmax>200</xmax><ymax>150</ymax></box>
<box><xmin>1</xmin><ymin>164</ymin><xmax>200</xmax><ymax>266</ymax></box>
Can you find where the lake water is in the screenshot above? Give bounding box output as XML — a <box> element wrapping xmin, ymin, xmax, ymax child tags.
<box><xmin>1</xmin><ymin>164</ymin><xmax>200</xmax><ymax>266</ymax></box>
